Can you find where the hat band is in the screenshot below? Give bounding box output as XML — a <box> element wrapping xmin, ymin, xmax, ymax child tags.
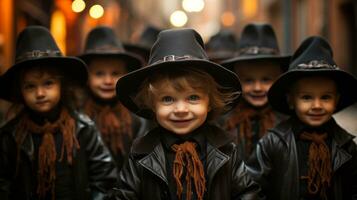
<box><xmin>85</xmin><ymin>45</ymin><xmax>125</xmax><ymax>54</ymax></box>
<box><xmin>238</xmin><ymin>46</ymin><xmax>279</xmax><ymax>56</ymax></box>
<box><xmin>297</xmin><ymin>60</ymin><xmax>339</xmax><ymax>70</ymax></box>
<box><xmin>16</xmin><ymin>50</ymin><xmax>62</xmax><ymax>63</ymax></box>
<box><xmin>152</xmin><ymin>55</ymin><xmax>198</xmax><ymax>64</ymax></box>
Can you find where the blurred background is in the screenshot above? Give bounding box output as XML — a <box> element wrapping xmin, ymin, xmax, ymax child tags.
<box><xmin>1</xmin><ymin>0</ymin><xmax>357</xmax><ymax>74</ymax></box>
<box><xmin>1</xmin><ymin>0</ymin><xmax>357</xmax><ymax>132</ymax></box>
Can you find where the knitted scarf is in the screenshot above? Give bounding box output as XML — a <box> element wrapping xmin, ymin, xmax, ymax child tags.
<box><xmin>300</xmin><ymin>132</ymin><xmax>332</xmax><ymax>200</ymax></box>
<box><xmin>172</xmin><ymin>141</ymin><xmax>206</xmax><ymax>200</ymax></box>
<box><xmin>224</xmin><ymin>101</ymin><xmax>275</xmax><ymax>156</ymax></box>
<box><xmin>15</xmin><ymin>108</ymin><xmax>79</xmax><ymax>200</ymax></box>
<box><xmin>84</xmin><ymin>98</ymin><xmax>132</xmax><ymax>155</ymax></box>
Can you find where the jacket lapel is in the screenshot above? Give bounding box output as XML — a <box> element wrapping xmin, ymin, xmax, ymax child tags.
<box><xmin>138</xmin><ymin>144</ymin><xmax>168</xmax><ymax>184</ymax></box>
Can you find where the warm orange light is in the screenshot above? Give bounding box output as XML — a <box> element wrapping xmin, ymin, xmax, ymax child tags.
<box><xmin>72</xmin><ymin>0</ymin><xmax>85</xmax><ymax>13</ymax></box>
<box><xmin>170</xmin><ymin>10</ymin><xmax>188</xmax><ymax>27</ymax></box>
<box><xmin>50</xmin><ymin>10</ymin><xmax>67</xmax><ymax>54</ymax></box>
<box><xmin>221</xmin><ymin>11</ymin><xmax>235</xmax><ymax>27</ymax></box>
<box><xmin>242</xmin><ymin>0</ymin><xmax>257</xmax><ymax>18</ymax></box>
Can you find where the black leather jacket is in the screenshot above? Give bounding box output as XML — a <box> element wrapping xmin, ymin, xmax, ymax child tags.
<box><xmin>108</xmin><ymin>124</ymin><xmax>263</xmax><ymax>200</ymax></box>
<box><xmin>0</xmin><ymin>111</ymin><xmax>117</xmax><ymax>200</ymax></box>
<box><xmin>247</xmin><ymin>117</ymin><xmax>357</xmax><ymax>200</ymax></box>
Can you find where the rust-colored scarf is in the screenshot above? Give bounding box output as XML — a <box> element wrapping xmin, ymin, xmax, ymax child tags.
<box><xmin>172</xmin><ymin>141</ymin><xmax>206</xmax><ymax>200</ymax></box>
<box><xmin>84</xmin><ymin>99</ymin><xmax>132</xmax><ymax>155</ymax></box>
<box><xmin>300</xmin><ymin>132</ymin><xmax>332</xmax><ymax>200</ymax></box>
<box><xmin>15</xmin><ymin>108</ymin><xmax>79</xmax><ymax>200</ymax></box>
<box><xmin>224</xmin><ymin>102</ymin><xmax>275</xmax><ymax>155</ymax></box>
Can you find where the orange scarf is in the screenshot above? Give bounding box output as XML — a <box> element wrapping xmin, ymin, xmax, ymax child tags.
<box><xmin>225</xmin><ymin>102</ymin><xmax>275</xmax><ymax>155</ymax></box>
<box><xmin>15</xmin><ymin>108</ymin><xmax>79</xmax><ymax>200</ymax></box>
<box><xmin>172</xmin><ymin>141</ymin><xmax>206</xmax><ymax>200</ymax></box>
<box><xmin>84</xmin><ymin>99</ymin><xmax>132</xmax><ymax>155</ymax></box>
<box><xmin>300</xmin><ymin>132</ymin><xmax>332</xmax><ymax>200</ymax></box>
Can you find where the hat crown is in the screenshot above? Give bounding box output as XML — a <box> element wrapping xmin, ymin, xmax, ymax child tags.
<box><xmin>138</xmin><ymin>25</ymin><xmax>161</xmax><ymax>48</ymax></box>
<box><xmin>83</xmin><ymin>26</ymin><xmax>125</xmax><ymax>54</ymax></box>
<box><xmin>148</xmin><ymin>28</ymin><xmax>208</xmax><ymax>65</ymax></box>
<box><xmin>238</xmin><ymin>23</ymin><xmax>280</xmax><ymax>56</ymax></box>
<box><xmin>15</xmin><ymin>26</ymin><xmax>62</xmax><ymax>63</ymax></box>
<box><xmin>289</xmin><ymin>36</ymin><xmax>337</xmax><ymax>70</ymax></box>
<box><xmin>206</xmin><ymin>30</ymin><xmax>238</xmax><ymax>52</ymax></box>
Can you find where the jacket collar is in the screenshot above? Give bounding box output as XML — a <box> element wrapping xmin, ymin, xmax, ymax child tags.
<box><xmin>7</xmin><ymin>110</ymin><xmax>88</xmax><ymax>159</ymax></box>
<box><xmin>131</xmin><ymin>123</ymin><xmax>233</xmax><ymax>154</ymax></box>
<box><xmin>132</xmin><ymin>123</ymin><xmax>233</xmax><ymax>185</ymax></box>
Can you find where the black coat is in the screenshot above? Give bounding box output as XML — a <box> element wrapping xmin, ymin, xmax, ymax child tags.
<box><xmin>247</xmin><ymin>117</ymin><xmax>357</xmax><ymax>200</ymax></box>
<box><xmin>108</xmin><ymin>124</ymin><xmax>263</xmax><ymax>200</ymax></box>
<box><xmin>0</xmin><ymin>111</ymin><xmax>117</xmax><ymax>200</ymax></box>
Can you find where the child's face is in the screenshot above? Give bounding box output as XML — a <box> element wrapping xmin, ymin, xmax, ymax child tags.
<box><xmin>234</xmin><ymin>62</ymin><xmax>282</xmax><ymax>107</ymax></box>
<box><xmin>88</xmin><ymin>57</ymin><xmax>127</xmax><ymax>100</ymax></box>
<box><xmin>288</xmin><ymin>76</ymin><xmax>339</xmax><ymax>127</ymax></box>
<box><xmin>21</xmin><ymin>70</ymin><xmax>61</xmax><ymax>113</ymax></box>
<box><xmin>154</xmin><ymin>83</ymin><xmax>210</xmax><ymax>135</ymax></box>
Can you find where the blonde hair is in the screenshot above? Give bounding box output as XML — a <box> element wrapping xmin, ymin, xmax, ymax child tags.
<box><xmin>134</xmin><ymin>66</ymin><xmax>239</xmax><ymax>120</ymax></box>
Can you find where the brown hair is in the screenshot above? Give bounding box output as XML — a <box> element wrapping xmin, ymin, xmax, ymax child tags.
<box><xmin>134</xmin><ymin>66</ymin><xmax>239</xmax><ymax>120</ymax></box>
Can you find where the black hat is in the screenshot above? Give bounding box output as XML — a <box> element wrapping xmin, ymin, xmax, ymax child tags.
<box><xmin>205</xmin><ymin>30</ymin><xmax>238</xmax><ymax>63</ymax></box>
<box><xmin>124</xmin><ymin>25</ymin><xmax>161</xmax><ymax>63</ymax></box>
<box><xmin>268</xmin><ymin>36</ymin><xmax>357</xmax><ymax>114</ymax></box>
<box><xmin>116</xmin><ymin>28</ymin><xmax>242</xmax><ymax>119</ymax></box>
<box><xmin>221</xmin><ymin>23</ymin><xmax>290</xmax><ymax>70</ymax></box>
<box><xmin>79</xmin><ymin>26</ymin><xmax>143</xmax><ymax>72</ymax></box>
<box><xmin>0</xmin><ymin>26</ymin><xmax>87</xmax><ymax>102</ymax></box>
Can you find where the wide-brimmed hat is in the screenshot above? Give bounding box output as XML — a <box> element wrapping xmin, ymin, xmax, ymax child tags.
<box><xmin>205</xmin><ymin>30</ymin><xmax>238</xmax><ymax>64</ymax></box>
<box><xmin>116</xmin><ymin>28</ymin><xmax>242</xmax><ymax>119</ymax></box>
<box><xmin>221</xmin><ymin>23</ymin><xmax>290</xmax><ymax>70</ymax></box>
<box><xmin>268</xmin><ymin>36</ymin><xmax>357</xmax><ymax>114</ymax></box>
<box><xmin>79</xmin><ymin>26</ymin><xmax>143</xmax><ymax>72</ymax></box>
<box><xmin>0</xmin><ymin>26</ymin><xmax>87</xmax><ymax>102</ymax></box>
<box><xmin>123</xmin><ymin>25</ymin><xmax>161</xmax><ymax>63</ymax></box>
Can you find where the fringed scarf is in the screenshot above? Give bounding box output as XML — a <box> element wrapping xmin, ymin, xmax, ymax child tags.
<box><xmin>15</xmin><ymin>108</ymin><xmax>79</xmax><ymax>200</ymax></box>
<box><xmin>172</xmin><ymin>141</ymin><xmax>206</xmax><ymax>200</ymax></box>
<box><xmin>224</xmin><ymin>102</ymin><xmax>275</xmax><ymax>155</ymax></box>
<box><xmin>84</xmin><ymin>98</ymin><xmax>132</xmax><ymax>155</ymax></box>
<box><xmin>300</xmin><ymin>132</ymin><xmax>332</xmax><ymax>200</ymax></box>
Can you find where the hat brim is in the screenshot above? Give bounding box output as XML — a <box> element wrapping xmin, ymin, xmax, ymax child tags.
<box><xmin>116</xmin><ymin>59</ymin><xmax>242</xmax><ymax>119</ymax></box>
<box><xmin>0</xmin><ymin>56</ymin><xmax>87</xmax><ymax>102</ymax></box>
<box><xmin>222</xmin><ymin>55</ymin><xmax>291</xmax><ymax>71</ymax></box>
<box><xmin>268</xmin><ymin>69</ymin><xmax>357</xmax><ymax>114</ymax></box>
<box><xmin>79</xmin><ymin>52</ymin><xmax>143</xmax><ymax>72</ymax></box>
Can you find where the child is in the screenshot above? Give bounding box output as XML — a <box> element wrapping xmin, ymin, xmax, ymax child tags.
<box><xmin>108</xmin><ymin>28</ymin><xmax>262</xmax><ymax>199</ymax></box>
<box><xmin>247</xmin><ymin>36</ymin><xmax>357</xmax><ymax>199</ymax></box>
<box><xmin>79</xmin><ymin>26</ymin><xmax>147</xmax><ymax>169</ymax></box>
<box><xmin>0</xmin><ymin>26</ymin><xmax>117</xmax><ymax>200</ymax></box>
<box><xmin>220</xmin><ymin>23</ymin><xmax>290</xmax><ymax>160</ymax></box>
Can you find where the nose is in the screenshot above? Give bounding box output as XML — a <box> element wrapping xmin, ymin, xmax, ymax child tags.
<box><xmin>311</xmin><ymin>98</ymin><xmax>322</xmax><ymax>109</ymax></box>
<box><xmin>36</xmin><ymin>87</ymin><xmax>46</xmax><ymax>98</ymax></box>
<box><xmin>173</xmin><ymin>101</ymin><xmax>189</xmax><ymax>114</ymax></box>
<box><xmin>103</xmin><ymin>74</ymin><xmax>115</xmax><ymax>85</ymax></box>
<box><xmin>252</xmin><ymin>81</ymin><xmax>263</xmax><ymax>91</ymax></box>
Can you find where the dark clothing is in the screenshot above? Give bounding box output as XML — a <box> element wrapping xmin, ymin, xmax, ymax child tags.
<box><xmin>0</xmin><ymin>111</ymin><xmax>117</xmax><ymax>200</ymax></box>
<box><xmin>108</xmin><ymin>123</ymin><xmax>262</xmax><ymax>200</ymax></box>
<box><xmin>247</xmin><ymin>117</ymin><xmax>357</xmax><ymax>200</ymax></box>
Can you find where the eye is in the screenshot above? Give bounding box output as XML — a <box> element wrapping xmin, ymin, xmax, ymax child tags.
<box><xmin>262</xmin><ymin>77</ymin><xmax>273</xmax><ymax>83</ymax></box>
<box><xmin>243</xmin><ymin>78</ymin><xmax>254</xmax><ymax>84</ymax></box>
<box><xmin>188</xmin><ymin>94</ymin><xmax>200</xmax><ymax>102</ymax></box>
<box><xmin>95</xmin><ymin>71</ymin><xmax>105</xmax><ymax>77</ymax></box>
<box><xmin>300</xmin><ymin>95</ymin><xmax>312</xmax><ymax>100</ymax></box>
<box><xmin>44</xmin><ymin>80</ymin><xmax>55</xmax><ymax>87</ymax></box>
<box><xmin>161</xmin><ymin>96</ymin><xmax>174</xmax><ymax>104</ymax></box>
<box><xmin>23</xmin><ymin>83</ymin><xmax>35</xmax><ymax>90</ymax></box>
<box><xmin>321</xmin><ymin>95</ymin><xmax>332</xmax><ymax>100</ymax></box>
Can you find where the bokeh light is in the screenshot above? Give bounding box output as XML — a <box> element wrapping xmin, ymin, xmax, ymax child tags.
<box><xmin>89</xmin><ymin>4</ymin><xmax>104</xmax><ymax>19</ymax></box>
<box><xmin>182</xmin><ymin>0</ymin><xmax>205</xmax><ymax>13</ymax></box>
<box><xmin>170</xmin><ymin>10</ymin><xmax>188</xmax><ymax>27</ymax></box>
<box><xmin>71</xmin><ymin>0</ymin><xmax>86</xmax><ymax>13</ymax></box>
<box><xmin>221</xmin><ymin>11</ymin><xmax>235</xmax><ymax>27</ymax></box>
